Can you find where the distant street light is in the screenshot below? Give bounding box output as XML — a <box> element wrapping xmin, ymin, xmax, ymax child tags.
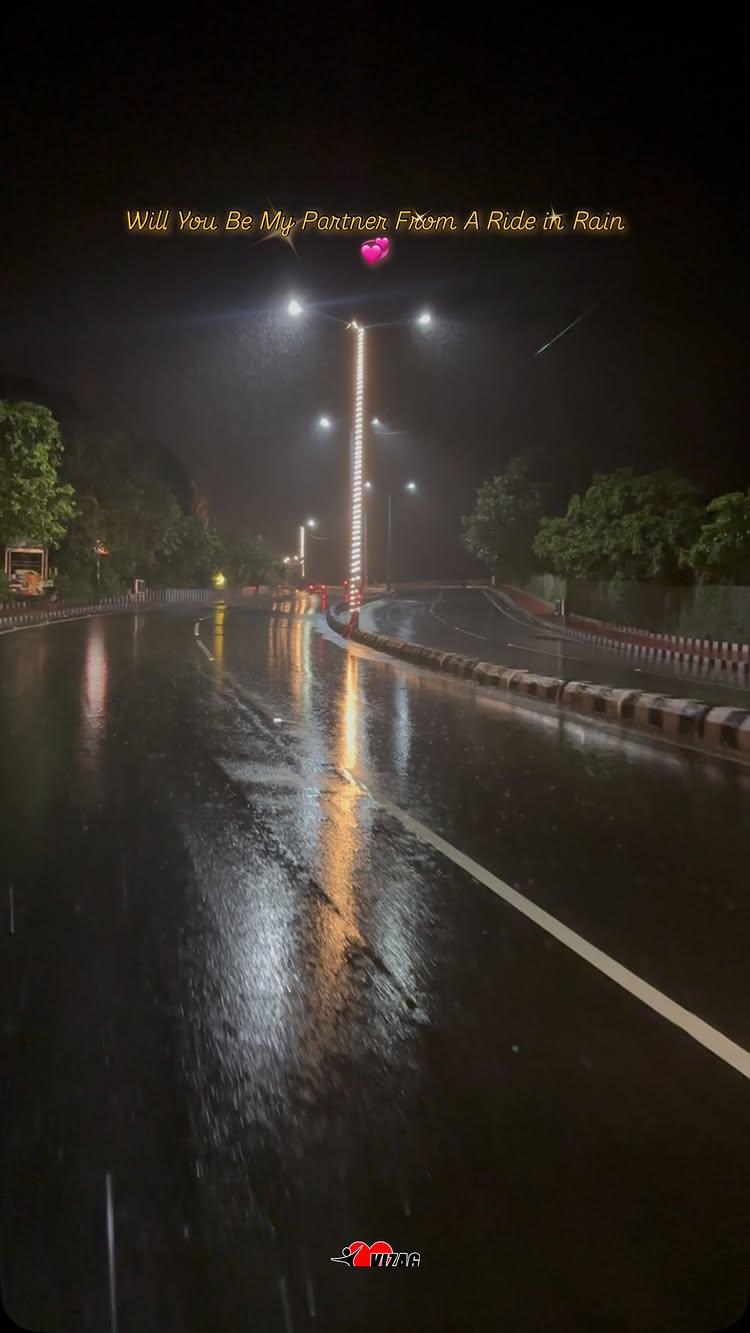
<box><xmin>298</xmin><ymin>518</ymin><xmax>319</xmax><ymax>580</ymax></box>
<box><xmin>318</xmin><ymin>416</ymin><xmax>332</xmax><ymax>429</ymax></box>
<box><xmin>406</xmin><ymin>480</ymin><xmax>417</xmax><ymax>491</ymax></box>
<box><xmin>288</xmin><ymin>298</ymin><xmax>303</xmax><ymax>317</ymax></box>
<box><xmin>371</xmin><ymin>417</ymin><xmax>381</xmax><ymax>427</ymax></box>
<box><xmin>416</xmin><ymin>310</ymin><xmax>432</xmax><ymax>326</ymax></box>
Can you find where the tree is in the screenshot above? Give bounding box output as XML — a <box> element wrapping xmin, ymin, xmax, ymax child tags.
<box><xmin>533</xmin><ymin>468</ymin><xmax>703</xmax><ymax>581</ymax></box>
<box><xmin>160</xmin><ymin>514</ymin><xmax>225</xmax><ymax>586</ymax></box>
<box><xmin>0</xmin><ymin>400</ymin><xmax>75</xmax><ymax>546</ymax></box>
<box><xmin>684</xmin><ymin>490</ymin><xmax>750</xmax><ymax>584</ymax></box>
<box><xmin>225</xmin><ymin>536</ymin><xmax>274</xmax><ymax>587</ymax></box>
<box><xmin>94</xmin><ymin>474</ymin><xmax>184</xmax><ymax>582</ymax></box>
<box><xmin>462</xmin><ymin>457</ymin><xmax>545</xmax><ymax>578</ymax></box>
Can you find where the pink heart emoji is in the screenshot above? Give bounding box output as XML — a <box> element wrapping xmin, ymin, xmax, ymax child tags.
<box><xmin>361</xmin><ymin>242</ymin><xmax>382</xmax><ymax>265</ymax></box>
<box><xmin>375</xmin><ymin>237</ymin><xmax>390</xmax><ymax>258</ymax></box>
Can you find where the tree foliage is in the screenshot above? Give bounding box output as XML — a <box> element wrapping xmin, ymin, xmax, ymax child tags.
<box><xmin>0</xmin><ymin>400</ymin><xmax>75</xmax><ymax>546</ymax></box>
<box><xmin>225</xmin><ymin>536</ymin><xmax>274</xmax><ymax>587</ymax></box>
<box><xmin>461</xmin><ymin>457</ymin><xmax>544</xmax><ymax>577</ymax></box>
<box><xmin>684</xmin><ymin>490</ymin><xmax>750</xmax><ymax>584</ymax></box>
<box><xmin>533</xmin><ymin>469</ymin><xmax>703</xmax><ymax>581</ymax></box>
<box><xmin>56</xmin><ymin>424</ymin><xmax>229</xmax><ymax>591</ymax></box>
<box><xmin>160</xmin><ymin>514</ymin><xmax>226</xmax><ymax>586</ymax></box>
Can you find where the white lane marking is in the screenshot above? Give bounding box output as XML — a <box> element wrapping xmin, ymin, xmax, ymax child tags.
<box><xmin>429</xmin><ymin>596</ymin><xmax>487</xmax><ymax>640</ymax></box>
<box><xmin>506</xmin><ymin>640</ymin><xmax>588</xmax><ymax>661</ymax></box>
<box><xmin>482</xmin><ymin>593</ymin><xmax>750</xmax><ymax>695</ymax></box>
<box><xmin>481</xmin><ymin>587</ymin><xmax>555</xmax><ymax>636</ymax></box>
<box><xmin>364</xmin><ymin>789</ymin><xmax>750</xmax><ymax>1081</ymax></box>
<box><xmin>195</xmin><ymin>637</ymin><xmax>214</xmax><ymax>661</ymax></box>
<box><xmin>105</xmin><ymin>1172</ymin><xmax>118</xmax><ymax>1333</ymax></box>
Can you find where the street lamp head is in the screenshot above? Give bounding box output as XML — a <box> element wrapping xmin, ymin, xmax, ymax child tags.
<box><xmin>416</xmin><ymin>310</ymin><xmax>432</xmax><ymax>327</ymax></box>
<box><xmin>371</xmin><ymin>417</ymin><xmax>381</xmax><ymax>427</ymax></box>
<box><xmin>318</xmin><ymin>415</ymin><xmax>332</xmax><ymax>429</ymax></box>
<box><xmin>364</xmin><ymin>481</ymin><xmax>373</xmax><ymax>490</ymax></box>
<box><xmin>288</xmin><ymin>298</ymin><xmax>303</xmax><ymax>317</ymax></box>
<box><xmin>306</xmin><ymin>518</ymin><xmax>317</xmax><ymax>528</ymax></box>
<box><xmin>406</xmin><ymin>480</ymin><xmax>417</xmax><ymax>491</ymax></box>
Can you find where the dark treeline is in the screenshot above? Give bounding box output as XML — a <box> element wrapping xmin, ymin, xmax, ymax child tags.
<box><xmin>0</xmin><ymin>379</ymin><xmax>278</xmax><ymax>597</ymax></box>
<box><xmin>462</xmin><ymin>451</ymin><xmax>750</xmax><ymax>586</ymax></box>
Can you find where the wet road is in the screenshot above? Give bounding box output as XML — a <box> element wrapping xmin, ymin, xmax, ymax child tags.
<box><xmin>1</xmin><ymin>601</ymin><xmax>749</xmax><ymax>1332</ymax></box>
<box><xmin>368</xmin><ymin>586</ymin><xmax>750</xmax><ymax>708</ymax></box>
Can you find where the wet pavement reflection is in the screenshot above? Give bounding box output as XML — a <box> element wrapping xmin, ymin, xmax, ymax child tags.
<box><xmin>0</xmin><ymin>601</ymin><xmax>749</xmax><ymax>1332</ymax></box>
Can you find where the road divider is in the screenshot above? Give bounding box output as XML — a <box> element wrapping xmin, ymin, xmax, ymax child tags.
<box><xmin>325</xmin><ymin>604</ymin><xmax>750</xmax><ymax>762</ymax></box>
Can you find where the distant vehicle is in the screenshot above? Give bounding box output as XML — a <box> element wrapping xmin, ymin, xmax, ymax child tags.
<box><xmin>4</xmin><ymin>544</ymin><xmax>56</xmax><ymax>599</ymax></box>
<box><xmin>308</xmin><ymin>583</ymin><xmax>327</xmax><ymax>592</ymax></box>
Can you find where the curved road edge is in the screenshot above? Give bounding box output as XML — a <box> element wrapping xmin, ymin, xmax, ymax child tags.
<box><xmin>326</xmin><ymin>600</ymin><xmax>750</xmax><ymax>764</ymax></box>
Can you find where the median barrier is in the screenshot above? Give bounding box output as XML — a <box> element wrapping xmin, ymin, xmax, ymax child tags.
<box><xmin>630</xmin><ymin>693</ymin><xmax>711</xmax><ymax>739</ymax></box>
<box><xmin>561</xmin><ymin>681</ymin><xmax>640</xmax><ymax>719</ymax></box>
<box><xmin>501</xmin><ymin>668</ymin><xmax>530</xmax><ymax>692</ymax></box>
<box><xmin>700</xmin><ymin>707</ymin><xmax>750</xmax><ymax>753</ymax></box>
<box><xmin>339</xmin><ymin>623</ymin><xmax>750</xmax><ymax>762</ymax></box>
<box><xmin>517</xmin><ymin>674</ymin><xmax>565</xmax><ymax>702</ymax></box>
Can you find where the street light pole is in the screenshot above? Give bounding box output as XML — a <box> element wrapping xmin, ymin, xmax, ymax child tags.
<box><xmin>348</xmin><ymin>323</ymin><xmax>366</xmax><ymax>629</ymax></box>
<box><xmin>386</xmin><ymin>493</ymin><xmax>393</xmax><ymax>592</ymax></box>
<box><xmin>363</xmin><ymin>490</ymin><xmax>368</xmax><ymax>592</ymax></box>
<box><xmin>298</xmin><ymin>523</ymin><xmax>305</xmax><ymax>581</ymax></box>
<box><xmin>286</xmin><ymin>299</ymin><xmax>429</xmax><ymax>622</ymax></box>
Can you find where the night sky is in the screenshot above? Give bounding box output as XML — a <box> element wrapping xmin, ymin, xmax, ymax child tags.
<box><xmin>3</xmin><ymin>16</ymin><xmax>747</xmax><ymax>581</ymax></box>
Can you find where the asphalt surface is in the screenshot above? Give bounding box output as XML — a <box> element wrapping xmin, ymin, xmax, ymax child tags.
<box><xmin>366</xmin><ymin>586</ymin><xmax>750</xmax><ymax>708</ymax></box>
<box><xmin>1</xmin><ymin>599</ymin><xmax>749</xmax><ymax>1332</ymax></box>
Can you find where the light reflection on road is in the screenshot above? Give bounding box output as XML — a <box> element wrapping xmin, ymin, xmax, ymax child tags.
<box><xmin>81</xmin><ymin>618</ymin><xmax>108</xmax><ymax>765</ymax></box>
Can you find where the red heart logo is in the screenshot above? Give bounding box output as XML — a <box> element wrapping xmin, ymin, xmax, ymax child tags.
<box><xmin>361</xmin><ymin>242</ymin><xmax>382</xmax><ymax>265</ymax></box>
<box><xmin>349</xmin><ymin>1239</ymin><xmax>394</xmax><ymax>1267</ymax></box>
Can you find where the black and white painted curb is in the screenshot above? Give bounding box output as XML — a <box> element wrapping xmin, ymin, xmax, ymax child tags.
<box><xmin>492</xmin><ymin>587</ymin><xmax>750</xmax><ymax>679</ymax></box>
<box><xmin>326</xmin><ymin>607</ymin><xmax>750</xmax><ymax>760</ymax></box>
<box><xmin>560</xmin><ymin>623</ymin><xmax>750</xmax><ymax>677</ymax></box>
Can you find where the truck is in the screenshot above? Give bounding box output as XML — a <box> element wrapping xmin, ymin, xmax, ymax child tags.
<box><xmin>3</xmin><ymin>544</ymin><xmax>57</xmax><ymax>599</ymax></box>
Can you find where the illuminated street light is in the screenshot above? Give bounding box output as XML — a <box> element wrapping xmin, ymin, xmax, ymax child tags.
<box><xmin>285</xmin><ymin>300</ymin><xmax>435</xmax><ymax>624</ymax></box>
<box><xmin>364</xmin><ymin>481</ymin><xmax>373</xmax><ymax>490</ymax></box>
<box><xmin>348</xmin><ymin>323</ymin><xmax>366</xmax><ymax>626</ymax></box>
<box><xmin>297</xmin><ymin>518</ymin><xmax>318</xmax><ymax>580</ymax></box>
<box><xmin>406</xmin><ymin>480</ymin><xmax>417</xmax><ymax>491</ymax></box>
